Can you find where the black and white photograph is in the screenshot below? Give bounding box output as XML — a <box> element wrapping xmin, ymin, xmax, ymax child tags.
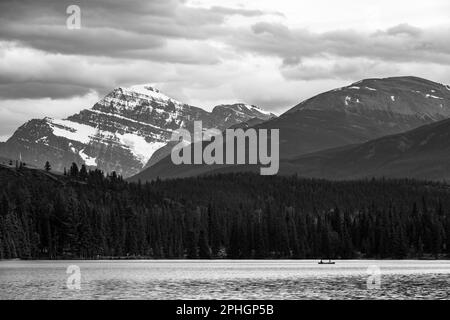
<box><xmin>0</xmin><ymin>0</ymin><xmax>450</xmax><ymax>312</ymax></box>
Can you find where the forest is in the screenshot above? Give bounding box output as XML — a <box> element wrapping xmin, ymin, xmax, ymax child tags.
<box><xmin>0</xmin><ymin>162</ymin><xmax>449</xmax><ymax>260</ymax></box>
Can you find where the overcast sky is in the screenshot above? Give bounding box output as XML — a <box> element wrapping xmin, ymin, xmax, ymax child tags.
<box><xmin>1</xmin><ymin>0</ymin><xmax>450</xmax><ymax>140</ymax></box>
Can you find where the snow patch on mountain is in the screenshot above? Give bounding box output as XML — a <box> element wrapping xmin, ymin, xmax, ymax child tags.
<box><xmin>48</xmin><ymin>118</ymin><xmax>97</xmax><ymax>144</ymax></box>
<box><xmin>79</xmin><ymin>149</ymin><xmax>97</xmax><ymax>166</ymax></box>
<box><xmin>117</xmin><ymin>133</ymin><xmax>166</xmax><ymax>164</ymax></box>
<box><xmin>426</xmin><ymin>94</ymin><xmax>444</xmax><ymax>100</ymax></box>
<box><xmin>36</xmin><ymin>136</ymin><xmax>49</xmax><ymax>146</ymax></box>
<box><xmin>68</xmin><ymin>142</ymin><xmax>76</xmax><ymax>153</ymax></box>
<box><xmin>243</xmin><ymin>104</ymin><xmax>272</xmax><ymax>116</ymax></box>
<box><xmin>345</xmin><ymin>96</ymin><xmax>351</xmax><ymax>106</ymax></box>
<box><xmin>90</xmin><ymin>109</ymin><xmax>173</xmax><ymax>132</ymax></box>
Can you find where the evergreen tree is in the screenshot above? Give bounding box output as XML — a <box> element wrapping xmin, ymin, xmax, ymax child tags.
<box><xmin>0</xmin><ymin>169</ymin><xmax>449</xmax><ymax>260</ymax></box>
<box><xmin>198</xmin><ymin>230</ymin><xmax>211</xmax><ymax>259</ymax></box>
<box><xmin>79</xmin><ymin>165</ymin><xmax>88</xmax><ymax>180</ymax></box>
<box><xmin>44</xmin><ymin>161</ymin><xmax>51</xmax><ymax>172</ymax></box>
<box><xmin>69</xmin><ymin>163</ymin><xmax>79</xmax><ymax>177</ymax></box>
<box><xmin>186</xmin><ymin>230</ymin><xmax>198</xmax><ymax>259</ymax></box>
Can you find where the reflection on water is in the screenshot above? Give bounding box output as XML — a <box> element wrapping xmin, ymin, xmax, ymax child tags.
<box><xmin>0</xmin><ymin>260</ymin><xmax>449</xmax><ymax>300</ymax></box>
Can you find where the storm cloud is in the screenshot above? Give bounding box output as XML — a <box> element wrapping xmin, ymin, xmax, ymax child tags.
<box><xmin>1</xmin><ymin>0</ymin><xmax>450</xmax><ymax>139</ymax></box>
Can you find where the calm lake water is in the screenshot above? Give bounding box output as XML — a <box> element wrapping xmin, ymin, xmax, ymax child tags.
<box><xmin>0</xmin><ymin>260</ymin><xmax>449</xmax><ymax>300</ymax></box>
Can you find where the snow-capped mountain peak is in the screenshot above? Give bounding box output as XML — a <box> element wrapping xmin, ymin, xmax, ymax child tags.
<box><xmin>0</xmin><ymin>85</ymin><xmax>275</xmax><ymax>177</ymax></box>
<box><xmin>241</xmin><ymin>104</ymin><xmax>274</xmax><ymax>116</ymax></box>
<box><xmin>123</xmin><ymin>84</ymin><xmax>183</xmax><ymax>105</ymax></box>
<box><xmin>213</xmin><ymin>103</ymin><xmax>276</xmax><ymax>120</ymax></box>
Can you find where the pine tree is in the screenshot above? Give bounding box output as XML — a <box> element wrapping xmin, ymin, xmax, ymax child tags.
<box><xmin>0</xmin><ymin>193</ymin><xmax>9</xmax><ymax>217</ymax></box>
<box><xmin>79</xmin><ymin>165</ymin><xmax>88</xmax><ymax>180</ymax></box>
<box><xmin>44</xmin><ymin>161</ymin><xmax>51</xmax><ymax>172</ymax></box>
<box><xmin>186</xmin><ymin>230</ymin><xmax>198</xmax><ymax>258</ymax></box>
<box><xmin>69</xmin><ymin>163</ymin><xmax>79</xmax><ymax>177</ymax></box>
<box><xmin>198</xmin><ymin>230</ymin><xmax>211</xmax><ymax>258</ymax></box>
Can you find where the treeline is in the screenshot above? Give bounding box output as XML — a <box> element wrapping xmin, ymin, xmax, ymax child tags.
<box><xmin>0</xmin><ymin>164</ymin><xmax>449</xmax><ymax>259</ymax></box>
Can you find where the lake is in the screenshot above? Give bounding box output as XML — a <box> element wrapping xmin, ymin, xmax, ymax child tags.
<box><xmin>0</xmin><ymin>260</ymin><xmax>449</xmax><ymax>300</ymax></box>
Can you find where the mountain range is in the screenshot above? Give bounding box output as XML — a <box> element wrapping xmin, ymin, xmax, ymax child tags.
<box><xmin>0</xmin><ymin>85</ymin><xmax>275</xmax><ymax>177</ymax></box>
<box><xmin>131</xmin><ymin>76</ymin><xmax>450</xmax><ymax>182</ymax></box>
<box><xmin>2</xmin><ymin>76</ymin><xmax>450</xmax><ymax>182</ymax></box>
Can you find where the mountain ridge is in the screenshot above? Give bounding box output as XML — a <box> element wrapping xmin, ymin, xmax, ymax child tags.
<box><xmin>281</xmin><ymin>117</ymin><xmax>450</xmax><ymax>180</ymax></box>
<box><xmin>0</xmin><ymin>86</ymin><xmax>275</xmax><ymax>177</ymax></box>
<box><xmin>130</xmin><ymin>76</ymin><xmax>450</xmax><ymax>182</ymax></box>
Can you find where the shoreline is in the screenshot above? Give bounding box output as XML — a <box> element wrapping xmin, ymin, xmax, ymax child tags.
<box><xmin>2</xmin><ymin>257</ymin><xmax>450</xmax><ymax>262</ymax></box>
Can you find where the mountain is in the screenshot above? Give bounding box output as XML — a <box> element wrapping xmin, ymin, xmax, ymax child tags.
<box><xmin>142</xmin><ymin>103</ymin><xmax>275</xmax><ymax>169</ymax></box>
<box><xmin>262</xmin><ymin>76</ymin><xmax>450</xmax><ymax>159</ymax></box>
<box><xmin>281</xmin><ymin>118</ymin><xmax>450</xmax><ymax>180</ymax></box>
<box><xmin>0</xmin><ymin>86</ymin><xmax>275</xmax><ymax>177</ymax></box>
<box><xmin>130</xmin><ymin>76</ymin><xmax>450</xmax><ymax>181</ymax></box>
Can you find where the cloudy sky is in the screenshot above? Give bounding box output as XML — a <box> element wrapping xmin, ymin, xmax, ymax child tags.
<box><xmin>1</xmin><ymin>0</ymin><xmax>450</xmax><ymax>140</ymax></box>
